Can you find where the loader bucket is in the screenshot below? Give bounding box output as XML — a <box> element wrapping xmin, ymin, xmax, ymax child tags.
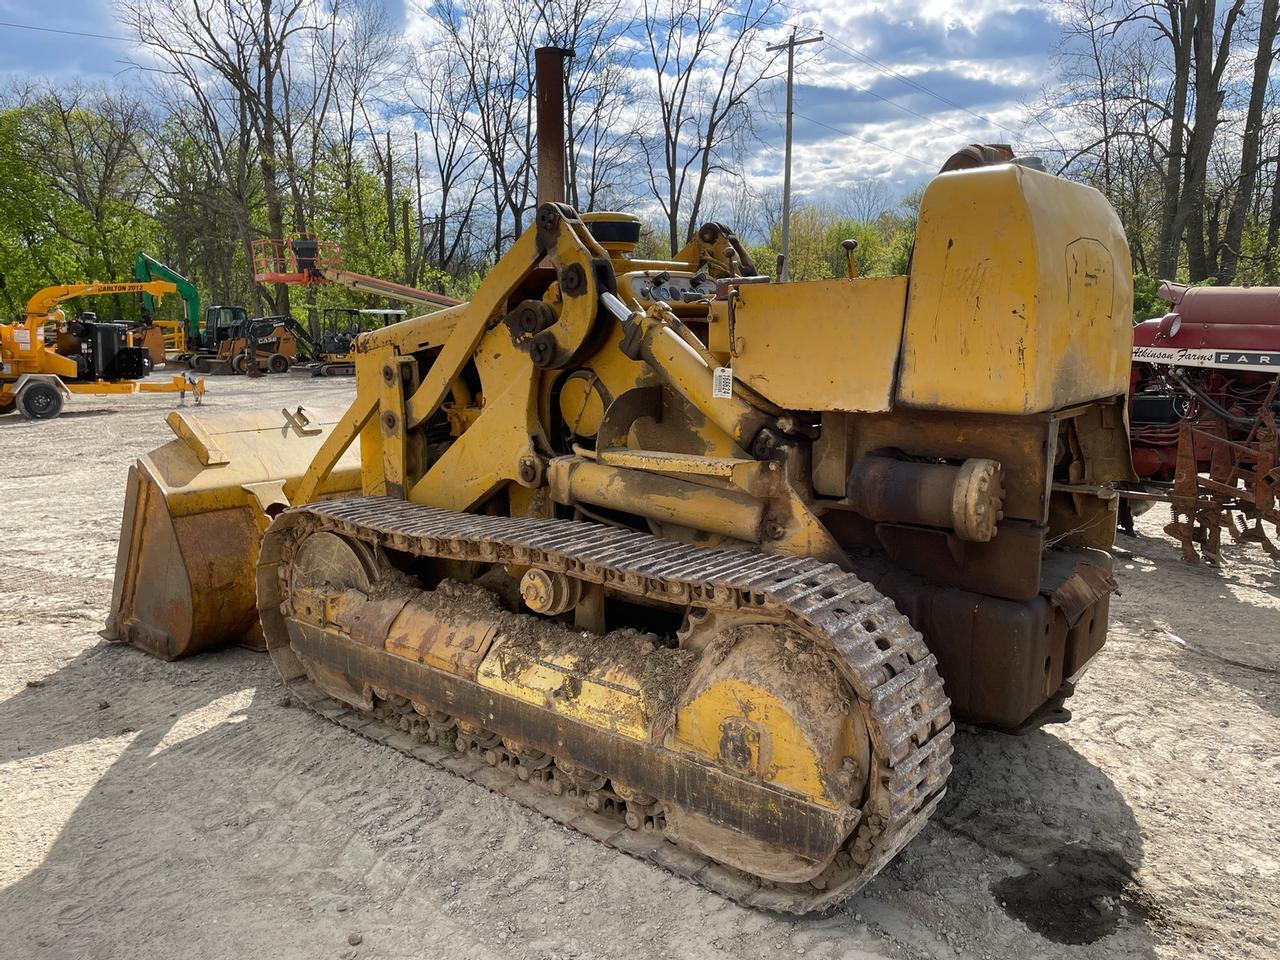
<box><xmin>105</xmin><ymin>406</ymin><xmax>362</xmax><ymax>660</ymax></box>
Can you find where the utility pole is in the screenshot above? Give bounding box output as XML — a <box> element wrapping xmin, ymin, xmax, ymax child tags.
<box><xmin>766</xmin><ymin>30</ymin><xmax>822</xmax><ymax>282</ymax></box>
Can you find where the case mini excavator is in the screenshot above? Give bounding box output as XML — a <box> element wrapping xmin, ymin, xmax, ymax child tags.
<box><xmin>106</xmin><ymin>50</ymin><xmax>1134</xmax><ymax>912</ymax></box>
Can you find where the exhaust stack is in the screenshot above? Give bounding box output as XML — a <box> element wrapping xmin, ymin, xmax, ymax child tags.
<box><xmin>535</xmin><ymin>46</ymin><xmax>573</xmax><ymax>205</ymax></box>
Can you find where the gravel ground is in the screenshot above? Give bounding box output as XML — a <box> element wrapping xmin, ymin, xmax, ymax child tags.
<box><xmin>0</xmin><ymin>372</ymin><xmax>1276</xmax><ymax>960</ymax></box>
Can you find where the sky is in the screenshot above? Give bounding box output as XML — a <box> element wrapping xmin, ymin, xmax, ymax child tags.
<box><xmin>752</xmin><ymin>0</ymin><xmax>1054</xmax><ymax>200</ymax></box>
<box><xmin>0</xmin><ymin>0</ymin><xmax>1059</xmax><ymax>207</ymax></box>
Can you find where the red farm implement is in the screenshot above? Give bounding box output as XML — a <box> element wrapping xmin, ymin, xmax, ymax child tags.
<box><xmin>1125</xmin><ymin>282</ymin><xmax>1280</xmax><ymax>565</ymax></box>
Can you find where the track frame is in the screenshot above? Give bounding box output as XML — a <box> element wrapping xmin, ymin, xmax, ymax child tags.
<box><xmin>258</xmin><ymin>496</ymin><xmax>954</xmax><ymax>913</ymax></box>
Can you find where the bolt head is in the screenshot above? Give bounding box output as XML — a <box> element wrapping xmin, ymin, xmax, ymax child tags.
<box><xmin>517</xmin><ymin>304</ymin><xmax>544</xmax><ymax>334</ymax></box>
<box><xmin>529</xmin><ymin>335</ymin><xmax>554</xmax><ymax>368</ymax></box>
<box><xmin>537</xmin><ymin>206</ymin><xmax>559</xmax><ymax>232</ymax></box>
<box><xmin>559</xmin><ymin>264</ymin><xmax>587</xmax><ymax>295</ymax></box>
<box><xmin>516</xmin><ymin>455</ymin><xmax>543</xmax><ymax>487</ymax></box>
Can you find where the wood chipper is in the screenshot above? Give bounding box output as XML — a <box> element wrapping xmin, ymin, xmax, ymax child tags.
<box><xmin>105</xmin><ymin>49</ymin><xmax>1134</xmax><ymax>913</ymax></box>
<box><xmin>1</xmin><ymin>280</ymin><xmax>205</xmax><ymax>421</ymax></box>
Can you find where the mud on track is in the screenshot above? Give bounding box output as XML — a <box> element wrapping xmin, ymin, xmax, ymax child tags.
<box><xmin>1</xmin><ymin>373</ymin><xmax>1276</xmax><ymax>960</ymax></box>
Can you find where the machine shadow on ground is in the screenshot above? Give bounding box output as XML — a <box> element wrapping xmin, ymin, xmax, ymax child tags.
<box><xmin>0</xmin><ymin>643</ymin><xmax>283</xmax><ymax>957</ymax></box>
<box><xmin>1116</xmin><ymin>528</ymin><xmax>1280</xmax><ymax>595</ymax></box>
<box><xmin>933</xmin><ymin>728</ymin><xmax>1155</xmax><ymax>951</ymax></box>
<box><xmin>0</xmin><ymin>408</ymin><xmax>117</xmax><ymax>428</ymax></box>
<box><xmin>0</xmin><ymin>637</ymin><xmax>1160</xmax><ymax>959</ymax></box>
<box><xmin>787</xmin><ymin>723</ymin><xmax>1159</xmax><ymax>959</ymax></box>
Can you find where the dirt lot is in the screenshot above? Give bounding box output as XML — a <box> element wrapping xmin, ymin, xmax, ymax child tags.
<box><xmin>1</xmin><ymin>373</ymin><xmax>1276</xmax><ymax>960</ymax></box>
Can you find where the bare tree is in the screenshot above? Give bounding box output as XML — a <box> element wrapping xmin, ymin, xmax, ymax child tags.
<box><xmin>120</xmin><ymin>14</ymin><xmax>261</xmax><ymax>301</ymax></box>
<box><xmin>1039</xmin><ymin>0</ymin><xmax>1279</xmax><ymax>282</ymax></box>
<box><xmin>540</xmin><ymin>0</ymin><xmax>638</xmax><ymax>211</ymax></box>
<box><xmin>120</xmin><ymin>0</ymin><xmax>332</xmax><ymax>313</ymax></box>
<box><xmin>278</xmin><ymin>0</ymin><xmax>365</xmax><ymax>234</ymax></box>
<box><xmin>1139</xmin><ymin>0</ymin><xmax>1248</xmax><ymax>279</ymax></box>
<box><xmin>713</xmin><ymin>179</ymin><xmax>767</xmax><ymax>241</ymax></box>
<box><xmin>838</xmin><ymin>179</ymin><xmax>894</xmax><ymax>223</ymax></box>
<box><xmin>639</xmin><ymin>0</ymin><xmax>783</xmax><ymax>254</ymax></box>
<box><xmin>405</xmin><ymin>45</ymin><xmax>485</xmax><ymax>283</ymax></box>
<box><xmin>329</xmin><ymin>0</ymin><xmax>393</xmax><ymax>196</ymax></box>
<box><xmin>429</xmin><ymin>0</ymin><xmax>540</xmax><ymax>260</ymax></box>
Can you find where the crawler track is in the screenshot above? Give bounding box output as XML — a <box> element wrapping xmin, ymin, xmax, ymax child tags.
<box><xmin>257</xmin><ymin>496</ymin><xmax>954</xmax><ymax>913</ymax></box>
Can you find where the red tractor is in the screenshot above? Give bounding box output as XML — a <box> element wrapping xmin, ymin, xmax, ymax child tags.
<box><xmin>1126</xmin><ymin>282</ymin><xmax>1280</xmax><ymax>564</ymax></box>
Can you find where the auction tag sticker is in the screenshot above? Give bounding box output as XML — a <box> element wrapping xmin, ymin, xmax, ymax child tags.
<box><xmin>712</xmin><ymin>366</ymin><xmax>733</xmax><ymax>399</ymax></box>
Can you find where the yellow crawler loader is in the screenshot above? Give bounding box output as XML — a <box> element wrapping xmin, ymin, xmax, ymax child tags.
<box><xmin>105</xmin><ymin>50</ymin><xmax>1134</xmax><ymax>912</ymax></box>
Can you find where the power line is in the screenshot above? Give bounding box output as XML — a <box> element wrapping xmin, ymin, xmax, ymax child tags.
<box><xmin>0</xmin><ymin>19</ymin><xmax>134</xmax><ymax>42</ymax></box>
<box><xmin>803</xmin><ymin>55</ymin><xmax>971</xmax><ymax>141</ymax></box>
<box><xmin>821</xmin><ymin>33</ymin><xmax>1024</xmax><ymax>141</ymax></box>
<box><xmin>792</xmin><ymin>111</ymin><xmax>938</xmax><ymax>169</ymax></box>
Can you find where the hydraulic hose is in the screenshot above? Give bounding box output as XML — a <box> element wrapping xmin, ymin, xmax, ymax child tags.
<box><xmin>1168</xmin><ymin>368</ymin><xmax>1262</xmax><ymax>427</ymax></box>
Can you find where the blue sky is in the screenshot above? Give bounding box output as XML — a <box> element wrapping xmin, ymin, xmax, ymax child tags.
<box><xmin>0</xmin><ymin>0</ymin><xmax>1056</xmax><ymax>204</ymax></box>
<box><xmin>0</xmin><ymin>0</ymin><xmax>133</xmax><ymax>82</ymax></box>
